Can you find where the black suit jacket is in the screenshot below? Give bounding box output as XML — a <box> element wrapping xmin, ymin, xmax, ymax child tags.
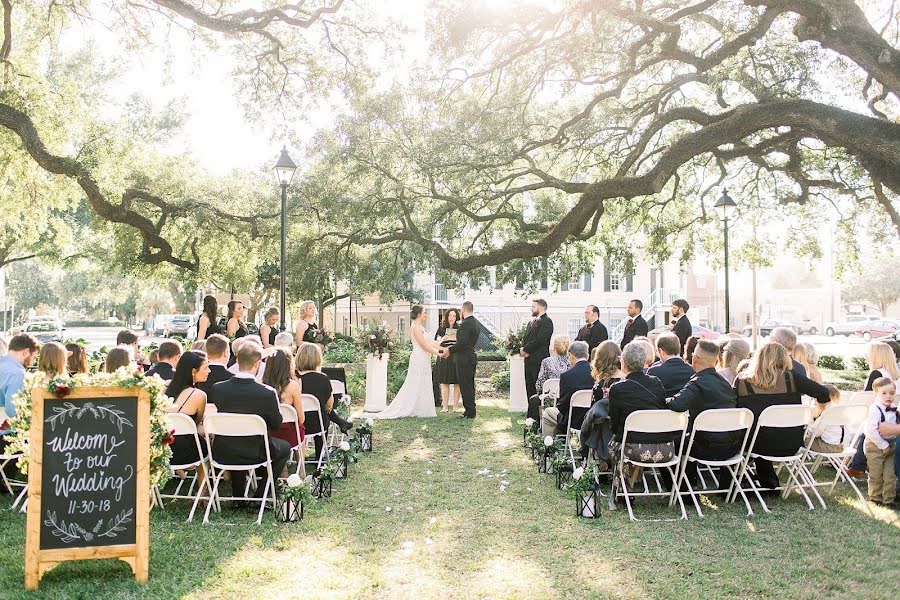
<box><xmin>668</xmin><ymin>368</ymin><xmax>740</xmax><ymax>453</ymax></box>
<box><xmin>647</xmin><ymin>357</ymin><xmax>695</xmax><ymax>398</ymax></box>
<box><xmin>620</xmin><ymin>315</ymin><xmax>648</xmax><ymax>349</ymax></box>
<box><xmin>608</xmin><ymin>371</ymin><xmax>671</xmax><ymax>443</ymax></box>
<box><xmin>209</xmin><ymin>376</ymin><xmax>283</xmax><ymax>465</ymax></box>
<box><xmin>145</xmin><ymin>362</ymin><xmax>174</xmax><ymax>381</ymax></box>
<box><xmin>576</xmin><ymin>320</ymin><xmax>609</xmax><ymax>354</ymax></box>
<box><xmin>198</xmin><ymin>364</ymin><xmax>233</xmax><ymax>399</ymax></box>
<box><xmin>449</xmin><ymin>316</ymin><xmax>480</xmax><ymax>363</ymax></box>
<box><xmin>673</xmin><ymin>315</ymin><xmax>692</xmax><ymax>350</ymax></box>
<box><xmin>556</xmin><ymin>359</ymin><xmax>595</xmax><ymax>430</ymax></box>
<box><xmin>522</xmin><ymin>313</ymin><xmax>553</xmax><ymax>363</ymax></box>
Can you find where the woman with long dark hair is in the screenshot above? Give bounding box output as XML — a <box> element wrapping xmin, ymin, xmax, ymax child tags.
<box><xmin>196</xmin><ymin>295</ymin><xmax>221</xmax><ymax>340</ymax></box>
<box><xmin>263</xmin><ymin>348</ymin><xmax>305</xmax><ymax>450</ymax></box>
<box><xmin>66</xmin><ymin>343</ymin><xmax>89</xmax><ymax>375</ymax></box>
<box><xmin>225</xmin><ymin>300</ymin><xmax>248</xmax><ymax>339</ymax></box>
<box><xmin>165</xmin><ymin>351</ymin><xmax>210</xmax><ymax>465</ymax></box>
<box><xmin>435</xmin><ymin>308</ymin><xmax>461</xmax><ymax>413</ymax></box>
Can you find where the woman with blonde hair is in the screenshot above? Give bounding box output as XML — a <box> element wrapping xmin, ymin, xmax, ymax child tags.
<box><xmin>717</xmin><ymin>338</ymin><xmax>750</xmax><ymax>385</ymax></box>
<box><xmin>294</xmin><ymin>301</ymin><xmax>318</xmax><ymax>346</ymax></box>
<box><xmin>793</xmin><ymin>342</ymin><xmax>822</xmax><ymax>383</ymax></box>
<box><xmin>295</xmin><ymin>342</ymin><xmax>335</xmax><ymax>461</ymax></box>
<box><xmin>864</xmin><ymin>341</ymin><xmax>900</xmax><ymax>390</ymax></box>
<box><xmin>735</xmin><ymin>342</ymin><xmax>830</xmax><ymax>491</ymax></box>
<box><xmin>259</xmin><ymin>307</ymin><xmax>280</xmax><ymax>349</ymax></box>
<box><xmin>38</xmin><ymin>342</ymin><xmax>68</xmax><ymax>378</ymax></box>
<box><xmin>527</xmin><ymin>334</ymin><xmax>570</xmax><ymax>421</ymax></box>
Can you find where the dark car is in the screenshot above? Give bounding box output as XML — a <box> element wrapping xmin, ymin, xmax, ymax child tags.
<box><xmin>741</xmin><ymin>319</ymin><xmax>797</xmax><ymax>337</ymax></box>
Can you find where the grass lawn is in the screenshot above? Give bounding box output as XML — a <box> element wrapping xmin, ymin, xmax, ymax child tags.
<box><xmin>0</xmin><ymin>385</ymin><xmax>897</xmax><ymax>599</ymax></box>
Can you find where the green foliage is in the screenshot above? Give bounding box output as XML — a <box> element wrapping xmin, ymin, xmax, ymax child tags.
<box><xmin>346</xmin><ymin>370</ymin><xmax>366</xmax><ymax>406</ymax></box>
<box><xmin>818</xmin><ymin>355</ymin><xmax>846</xmax><ymax>370</ymax></box>
<box><xmin>491</xmin><ymin>370</ymin><xmax>511</xmax><ymax>392</ymax></box>
<box><xmin>476</xmin><ymin>349</ymin><xmax>507</xmax><ymax>361</ymax></box>
<box><xmin>387</xmin><ymin>345</ymin><xmax>412</xmax><ymax>398</ymax></box>
<box><xmin>850</xmin><ymin>356</ymin><xmax>869</xmax><ymax>371</ymax></box>
<box><xmin>324</xmin><ymin>338</ymin><xmax>363</xmax><ymax>364</ymax></box>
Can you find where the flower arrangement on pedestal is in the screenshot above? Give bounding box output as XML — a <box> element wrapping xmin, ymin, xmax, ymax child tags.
<box><xmin>500</xmin><ymin>324</ymin><xmax>528</xmax><ymax>356</ymax></box>
<box><xmin>277</xmin><ymin>474</ymin><xmax>313</xmax><ymax>522</ymax></box>
<box><xmin>357</xmin><ymin>321</ymin><xmax>396</xmax><ymax>359</ymax></box>
<box><xmin>7</xmin><ymin>366</ymin><xmax>174</xmax><ymax>489</ymax></box>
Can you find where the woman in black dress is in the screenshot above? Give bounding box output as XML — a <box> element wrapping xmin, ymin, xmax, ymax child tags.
<box><xmin>295</xmin><ymin>342</ymin><xmax>335</xmax><ymax>463</ymax></box>
<box><xmin>259</xmin><ymin>307</ymin><xmax>280</xmax><ymax>349</ymax></box>
<box><xmin>225</xmin><ymin>300</ymin><xmax>248</xmax><ymax>339</ymax></box>
<box><xmin>165</xmin><ymin>351</ymin><xmax>210</xmax><ymax>465</ymax></box>
<box><xmin>435</xmin><ymin>308</ymin><xmax>461</xmax><ymax>413</ymax></box>
<box><xmin>196</xmin><ymin>295</ymin><xmax>221</xmax><ymax>341</ymax></box>
<box><xmin>294</xmin><ymin>300</ymin><xmax>318</xmax><ymax>345</ymax></box>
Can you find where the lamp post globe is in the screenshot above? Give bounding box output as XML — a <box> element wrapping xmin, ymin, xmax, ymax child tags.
<box><xmin>273</xmin><ymin>146</ymin><xmax>297</xmax><ymax>332</ymax></box>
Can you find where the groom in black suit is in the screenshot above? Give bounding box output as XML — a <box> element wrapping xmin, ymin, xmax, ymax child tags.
<box><xmin>441</xmin><ymin>301</ymin><xmax>480</xmax><ymax>418</ymax></box>
<box><xmin>620</xmin><ymin>299</ymin><xmax>648</xmax><ymax>349</ymax></box>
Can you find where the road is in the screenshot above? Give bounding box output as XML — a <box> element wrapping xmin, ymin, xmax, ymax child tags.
<box><xmin>61</xmin><ymin>327</ymin><xmax>171</xmax><ymax>352</ymax></box>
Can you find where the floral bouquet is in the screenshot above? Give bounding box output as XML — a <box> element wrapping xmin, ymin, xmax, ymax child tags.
<box><xmin>311</xmin><ymin>329</ymin><xmax>336</xmax><ymax>347</ymax></box>
<box><xmin>277</xmin><ymin>474</ymin><xmax>313</xmax><ymax>522</ymax></box>
<box><xmin>357</xmin><ymin>321</ymin><xmax>396</xmax><ymax>359</ymax></box>
<box><xmin>501</xmin><ymin>324</ymin><xmax>528</xmax><ymax>356</ymax></box>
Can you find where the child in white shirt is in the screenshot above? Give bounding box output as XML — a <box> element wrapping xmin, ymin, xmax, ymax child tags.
<box><xmin>808</xmin><ymin>385</ymin><xmax>847</xmax><ymax>453</ymax></box>
<box><xmin>864</xmin><ymin>377</ymin><xmax>897</xmax><ymax>505</ymax></box>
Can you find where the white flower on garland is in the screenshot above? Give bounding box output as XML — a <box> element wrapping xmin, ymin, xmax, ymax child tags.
<box><xmin>543</xmin><ymin>435</ymin><xmax>554</xmax><ymax>447</ymax></box>
<box><xmin>339</xmin><ymin>441</ymin><xmax>351</xmax><ymax>451</ymax></box>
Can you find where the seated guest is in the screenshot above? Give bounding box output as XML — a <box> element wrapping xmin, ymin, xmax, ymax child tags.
<box><xmin>792</xmin><ymin>342</ymin><xmax>822</xmax><ymax>383</ymax></box>
<box><xmin>717</xmin><ymin>338</ymin><xmax>750</xmax><ymax>385</ymax></box>
<box><xmin>591</xmin><ymin>341</ymin><xmax>623</xmax><ymax>403</ymax></box>
<box><xmin>608</xmin><ymin>342</ymin><xmax>672</xmax><ymax>471</ymax></box>
<box><xmin>540</xmin><ymin>341</ymin><xmax>594</xmax><ymax>437</ymax></box>
<box><xmin>668</xmin><ymin>339</ymin><xmax>741</xmax><ymax>485</ymax></box>
<box><xmin>228</xmin><ymin>336</ymin><xmax>266</xmax><ymax>377</ymax></box>
<box><xmin>883</xmin><ymin>339</ymin><xmax>900</xmax><ymax>372</ymax></box>
<box><xmin>0</xmin><ymin>334</ymin><xmax>40</xmax><ymax>446</ymax></box>
<box><xmin>262</xmin><ymin>348</ymin><xmax>305</xmax><ymax>451</ymax></box>
<box><xmin>683</xmin><ymin>335</ymin><xmax>701</xmax><ymax>364</ymax></box>
<box><xmin>295</xmin><ymin>342</ymin><xmax>335</xmax><ymax>463</ymax></box>
<box><xmin>66</xmin><ymin>343</ymin><xmax>89</xmax><ymax>375</ymax></box>
<box><xmin>633</xmin><ymin>337</ymin><xmax>657</xmax><ymax>371</ymax></box>
<box><xmin>189</xmin><ymin>340</ymin><xmax>207</xmax><ymax>352</ymax></box>
<box><xmin>579</xmin><ymin>341</ymin><xmax>623</xmax><ymax>464</ymax></box>
<box><xmin>807</xmin><ymin>385</ymin><xmax>847</xmax><ymax>453</ymax></box>
<box><xmin>735</xmin><ymin>342</ymin><xmax>830</xmax><ymax>491</ymax></box>
<box><xmin>38</xmin><ymin>342</ymin><xmax>68</xmax><ymax>379</ymax></box>
<box><xmin>527</xmin><ymin>334</ymin><xmax>570</xmax><ymax>422</ymax></box>
<box><xmin>116</xmin><ymin>329</ymin><xmax>149</xmax><ymax>370</ymax></box>
<box><xmin>648</xmin><ymin>334</ymin><xmax>694</xmax><ymax>398</ymax></box>
<box><xmin>197</xmin><ymin>334</ymin><xmax>233</xmax><ymax>398</ymax></box>
<box><xmin>274</xmin><ymin>331</ymin><xmax>295</xmax><ymax>350</ymax></box>
<box><xmin>104</xmin><ymin>347</ymin><xmax>132</xmax><ymax>372</ymax></box>
<box><xmin>165</xmin><ymin>351</ymin><xmax>210</xmax><ymax>466</ymax></box>
<box><xmin>209</xmin><ymin>343</ymin><xmax>289</xmax><ymax>505</ymax></box>
<box><xmin>770</xmin><ymin>327</ymin><xmax>807</xmax><ymax>377</ymax></box>
<box><xmin>145</xmin><ymin>340</ymin><xmax>183</xmax><ymax>382</ymax></box>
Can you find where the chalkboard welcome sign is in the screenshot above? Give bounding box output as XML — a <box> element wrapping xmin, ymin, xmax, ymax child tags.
<box><xmin>25</xmin><ymin>386</ymin><xmax>150</xmax><ymax>590</ymax></box>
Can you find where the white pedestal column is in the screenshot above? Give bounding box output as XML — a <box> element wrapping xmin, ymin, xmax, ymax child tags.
<box><xmin>509</xmin><ymin>355</ymin><xmax>527</xmax><ymax>413</ymax></box>
<box><xmin>364</xmin><ymin>353</ymin><xmax>390</xmax><ymax>412</ymax></box>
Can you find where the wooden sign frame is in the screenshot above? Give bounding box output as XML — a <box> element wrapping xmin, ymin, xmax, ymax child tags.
<box><xmin>24</xmin><ymin>385</ymin><xmax>151</xmax><ymax>590</ymax></box>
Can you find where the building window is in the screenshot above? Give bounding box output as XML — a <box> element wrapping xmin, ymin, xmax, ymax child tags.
<box><xmin>434</xmin><ymin>282</ymin><xmax>448</xmax><ymax>303</ymax></box>
<box><xmin>398</xmin><ymin>317</ymin><xmax>406</xmax><ymax>337</ymax></box>
<box><xmin>568</xmin><ymin>278</ymin><xmax>581</xmax><ymax>291</ymax></box>
<box><xmin>609</xmin><ymin>273</ymin><xmax>621</xmax><ymax>291</ymax></box>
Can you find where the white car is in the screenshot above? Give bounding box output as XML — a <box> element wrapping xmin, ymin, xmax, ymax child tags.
<box><xmin>824</xmin><ymin>315</ymin><xmax>879</xmax><ymax>337</ymax></box>
<box><xmin>23</xmin><ymin>321</ymin><xmax>66</xmax><ymax>343</ymax></box>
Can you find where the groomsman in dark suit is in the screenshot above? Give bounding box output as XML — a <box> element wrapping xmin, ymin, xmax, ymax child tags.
<box><xmin>620</xmin><ymin>299</ymin><xmax>648</xmax><ymax>349</ymax></box>
<box><xmin>671</xmin><ymin>298</ymin><xmax>692</xmax><ymax>350</ymax></box>
<box><xmin>576</xmin><ymin>305</ymin><xmax>608</xmax><ymax>355</ymax></box>
<box><xmin>520</xmin><ymin>299</ymin><xmax>554</xmax><ymax>400</ymax></box>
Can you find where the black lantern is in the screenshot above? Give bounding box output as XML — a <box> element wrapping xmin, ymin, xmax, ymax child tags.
<box><xmin>312</xmin><ymin>472</ymin><xmax>332</xmax><ymax>499</ymax></box>
<box><xmin>539</xmin><ymin>449</ymin><xmax>557</xmax><ymax>474</ymax></box>
<box><xmin>576</xmin><ymin>490</ymin><xmax>600</xmax><ymax>519</ymax></box>
<box><xmin>334</xmin><ymin>456</ymin><xmax>349</xmax><ymax>479</ymax></box>
<box><xmin>356</xmin><ymin>427</ymin><xmax>373</xmax><ymax>452</ymax></box>
<box><xmin>276</xmin><ymin>495</ymin><xmax>304</xmax><ymax>522</ymax></box>
<box><xmin>556</xmin><ymin>463</ymin><xmax>574</xmax><ymax>490</ymax></box>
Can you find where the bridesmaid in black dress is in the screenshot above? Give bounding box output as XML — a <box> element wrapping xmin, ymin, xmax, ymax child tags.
<box><xmin>225</xmin><ymin>300</ymin><xmax>249</xmax><ymax>339</ymax></box>
<box><xmin>259</xmin><ymin>307</ymin><xmax>280</xmax><ymax>349</ymax></box>
<box><xmin>294</xmin><ymin>300</ymin><xmax>319</xmax><ymax>345</ymax></box>
<box><xmin>435</xmin><ymin>308</ymin><xmax>461</xmax><ymax>412</ymax></box>
<box><xmin>196</xmin><ymin>295</ymin><xmax>221</xmax><ymax>340</ymax></box>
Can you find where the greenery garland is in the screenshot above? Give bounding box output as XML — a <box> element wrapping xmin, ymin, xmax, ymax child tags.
<box><xmin>7</xmin><ymin>366</ymin><xmax>174</xmax><ymax>489</ymax></box>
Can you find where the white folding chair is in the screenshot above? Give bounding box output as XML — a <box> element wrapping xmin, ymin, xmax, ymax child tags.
<box><xmin>676</xmin><ymin>408</ymin><xmax>755</xmax><ymax>517</ymax></box>
<box><xmin>331</xmin><ymin>380</ymin><xmax>351</xmax><ymax>406</ymax></box>
<box><xmin>563</xmin><ymin>390</ymin><xmax>594</xmax><ymax>466</ymax></box>
<box><xmin>732</xmin><ymin>404</ymin><xmax>816</xmax><ymax>513</ymax></box>
<box><xmin>801</xmin><ymin>403</ymin><xmax>869</xmax><ymax>506</ymax></box>
<box><xmin>541</xmin><ymin>378</ymin><xmax>560</xmax><ymax>404</ymax></box>
<box><xmin>202</xmin><ymin>413</ymin><xmax>277</xmax><ymax>525</ymax></box>
<box><xmin>848</xmin><ymin>391</ymin><xmax>875</xmax><ymax>406</ymax></box>
<box><xmin>0</xmin><ymin>451</ymin><xmax>26</xmax><ymax>499</ymax></box>
<box><xmin>611</xmin><ymin>410</ymin><xmax>689</xmax><ymax>522</ymax></box>
<box><xmin>158</xmin><ymin>413</ymin><xmax>213</xmax><ymax>522</ymax></box>
<box><xmin>279</xmin><ymin>404</ymin><xmax>306</xmax><ymax>478</ymax></box>
<box><xmin>301</xmin><ymin>394</ymin><xmax>328</xmax><ymax>472</ymax></box>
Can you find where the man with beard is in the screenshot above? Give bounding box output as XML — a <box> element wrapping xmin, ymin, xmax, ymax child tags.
<box><xmin>520</xmin><ymin>299</ymin><xmax>554</xmax><ymax>399</ymax></box>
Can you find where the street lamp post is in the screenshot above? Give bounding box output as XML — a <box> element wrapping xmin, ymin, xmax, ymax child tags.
<box><xmin>714</xmin><ymin>189</ymin><xmax>737</xmax><ymax>334</ymax></box>
<box><xmin>274</xmin><ymin>146</ymin><xmax>297</xmax><ymax>332</ymax></box>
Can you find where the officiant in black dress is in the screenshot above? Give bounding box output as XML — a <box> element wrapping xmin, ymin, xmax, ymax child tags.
<box><xmin>434</xmin><ymin>308</ymin><xmax>461</xmax><ymax>412</ymax></box>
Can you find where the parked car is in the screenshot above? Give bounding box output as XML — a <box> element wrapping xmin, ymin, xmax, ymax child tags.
<box><xmin>824</xmin><ymin>315</ymin><xmax>880</xmax><ymax>337</ymax></box>
<box><xmin>152</xmin><ymin>315</ymin><xmax>173</xmax><ymax>336</ymax></box>
<box><xmin>875</xmin><ymin>330</ymin><xmax>900</xmax><ymax>344</ymax></box>
<box><xmin>164</xmin><ymin>315</ymin><xmax>197</xmax><ymax>338</ymax></box>
<box><xmin>23</xmin><ymin>321</ymin><xmax>65</xmax><ymax>343</ymax></box>
<box><xmin>793</xmin><ymin>319</ymin><xmax>818</xmax><ymax>335</ymax></box>
<box><xmin>10</xmin><ymin>315</ymin><xmax>65</xmax><ymax>335</ymax></box>
<box><xmin>649</xmin><ymin>324</ymin><xmax>720</xmax><ymax>340</ymax></box>
<box><xmin>741</xmin><ymin>319</ymin><xmax>797</xmax><ymax>337</ymax></box>
<box><xmin>853</xmin><ymin>320</ymin><xmax>900</xmax><ymax>342</ymax></box>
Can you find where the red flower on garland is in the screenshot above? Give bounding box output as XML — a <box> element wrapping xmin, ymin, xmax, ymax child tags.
<box><xmin>162</xmin><ymin>428</ymin><xmax>176</xmax><ymax>446</ymax></box>
<box><xmin>53</xmin><ymin>384</ymin><xmax>72</xmax><ymax>399</ymax></box>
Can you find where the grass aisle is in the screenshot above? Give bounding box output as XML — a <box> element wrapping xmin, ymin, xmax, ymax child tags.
<box><xmin>0</xmin><ymin>392</ymin><xmax>897</xmax><ymax>599</ymax></box>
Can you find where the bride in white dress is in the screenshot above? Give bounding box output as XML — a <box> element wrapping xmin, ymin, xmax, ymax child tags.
<box><xmin>368</xmin><ymin>305</ymin><xmax>438</xmax><ymax>419</ymax></box>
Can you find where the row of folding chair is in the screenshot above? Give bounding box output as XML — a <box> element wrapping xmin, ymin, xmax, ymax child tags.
<box><xmin>561</xmin><ymin>401</ymin><xmax>870</xmax><ymax>522</ymax></box>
